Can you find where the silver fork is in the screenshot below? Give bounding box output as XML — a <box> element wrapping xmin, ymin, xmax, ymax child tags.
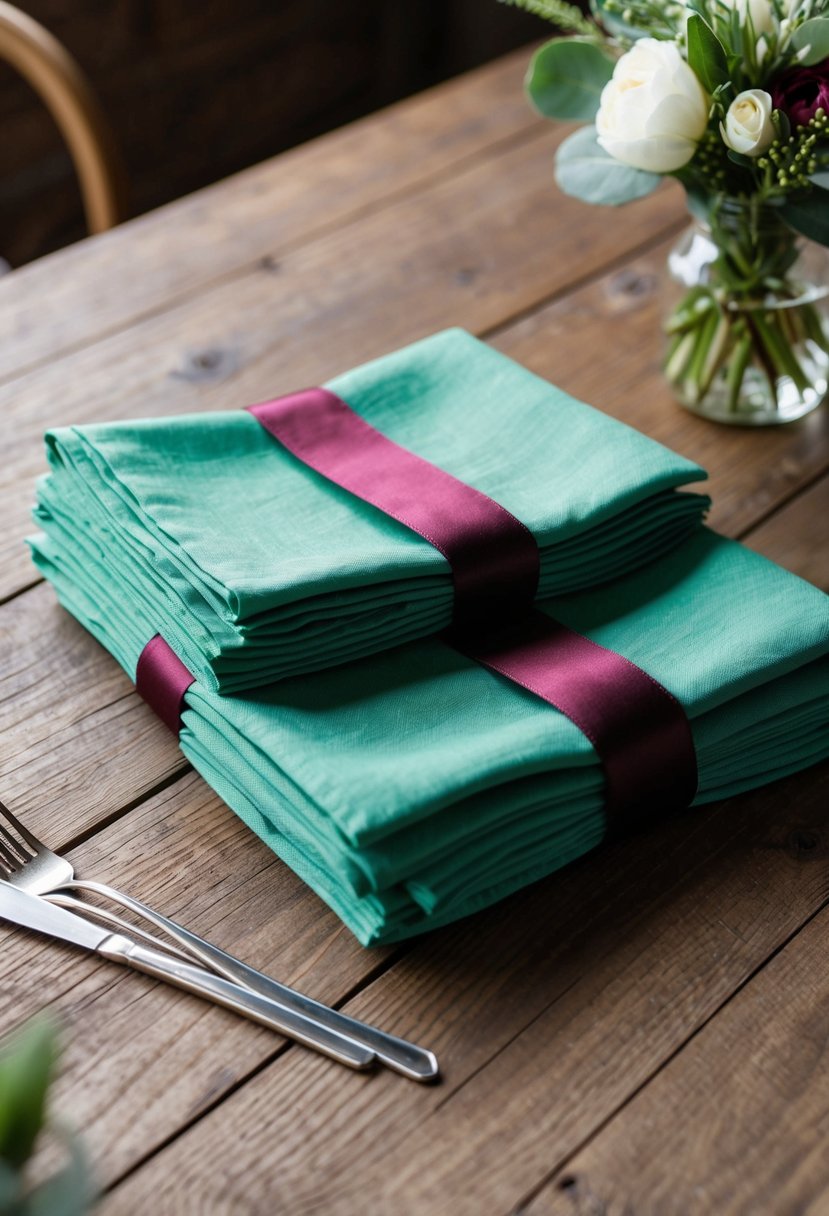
<box><xmin>0</xmin><ymin>798</ymin><xmax>438</xmax><ymax>1082</ymax></box>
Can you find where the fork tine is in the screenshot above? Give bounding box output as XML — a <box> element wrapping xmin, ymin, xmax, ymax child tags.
<box><xmin>0</xmin><ymin>799</ymin><xmax>43</xmax><ymax>852</ymax></box>
<box><xmin>0</xmin><ymin>820</ymin><xmax>32</xmax><ymax>864</ymax></box>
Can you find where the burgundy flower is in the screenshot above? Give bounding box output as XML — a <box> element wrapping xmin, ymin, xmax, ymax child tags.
<box><xmin>770</xmin><ymin>58</ymin><xmax>829</xmax><ymax>127</ymax></box>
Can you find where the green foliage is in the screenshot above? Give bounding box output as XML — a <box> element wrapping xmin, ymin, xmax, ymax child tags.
<box><xmin>555</xmin><ymin>125</ymin><xmax>662</xmax><ymax>204</ymax></box>
<box><xmin>496</xmin><ymin>0</ymin><xmax>596</xmax><ymax>35</ymax></box>
<box><xmin>790</xmin><ymin>18</ymin><xmax>829</xmax><ymax>66</ymax></box>
<box><xmin>526</xmin><ymin>39</ymin><xmax>615</xmax><ymax>121</ymax></box>
<box><xmin>0</xmin><ymin>1020</ymin><xmax>95</xmax><ymax>1216</ymax></box>
<box><xmin>781</xmin><ymin>189</ymin><xmax>829</xmax><ymax>247</ymax></box>
<box><xmin>0</xmin><ymin>1020</ymin><xmax>56</xmax><ymax>1172</ymax></box>
<box><xmin>686</xmin><ymin>13</ymin><xmax>730</xmax><ymax>94</ymax></box>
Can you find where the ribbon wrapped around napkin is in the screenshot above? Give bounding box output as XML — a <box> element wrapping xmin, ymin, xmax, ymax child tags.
<box><xmin>30</xmin><ymin>521</ymin><xmax>829</xmax><ymax>945</ymax></box>
<box><xmin>31</xmin><ymin>329</ymin><xmax>709</xmax><ymax>691</ymax></box>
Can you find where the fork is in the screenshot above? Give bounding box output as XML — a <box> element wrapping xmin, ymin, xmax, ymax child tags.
<box><xmin>0</xmin><ymin>798</ymin><xmax>438</xmax><ymax>1082</ymax></box>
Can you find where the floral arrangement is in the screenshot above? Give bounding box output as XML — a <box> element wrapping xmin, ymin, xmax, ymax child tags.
<box><xmin>501</xmin><ymin>0</ymin><xmax>829</xmax><ymax>422</ymax></box>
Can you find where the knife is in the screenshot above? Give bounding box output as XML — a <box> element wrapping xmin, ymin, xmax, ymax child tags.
<box><xmin>52</xmin><ymin>879</ymin><xmax>440</xmax><ymax>1082</ymax></box>
<box><xmin>0</xmin><ymin>882</ymin><xmax>374</xmax><ymax>1072</ymax></box>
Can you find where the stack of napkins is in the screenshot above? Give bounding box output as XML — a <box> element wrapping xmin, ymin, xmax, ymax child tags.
<box><xmin>30</xmin><ymin>331</ymin><xmax>829</xmax><ymax>945</ymax></box>
<box><xmin>32</xmin><ymin>330</ymin><xmax>708</xmax><ymax>690</ymax></box>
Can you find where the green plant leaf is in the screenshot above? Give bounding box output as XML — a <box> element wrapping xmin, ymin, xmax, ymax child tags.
<box><xmin>526</xmin><ymin>38</ymin><xmax>614</xmax><ymax>121</ymax></box>
<box><xmin>811</xmin><ymin>169</ymin><xmax>829</xmax><ymax>188</ymax></box>
<box><xmin>27</xmin><ymin>1130</ymin><xmax>96</xmax><ymax>1216</ymax></box>
<box><xmin>686</xmin><ymin>13</ymin><xmax>729</xmax><ymax>94</ymax></box>
<box><xmin>555</xmin><ymin>125</ymin><xmax>661</xmax><ymax>205</ymax></box>
<box><xmin>0</xmin><ymin>1019</ymin><xmax>57</xmax><ymax>1170</ymax></box>
<box><xmin>781</xmin><ymin>189</ymin><xmax>829</xmax><ymax>247</ymax></box>
<box><xmin>790</xmin><ymin>18</ymin><xmax>829</xmax><ymax>66</ymax></box>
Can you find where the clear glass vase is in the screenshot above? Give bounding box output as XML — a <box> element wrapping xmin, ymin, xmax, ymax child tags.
<box><xmin>664</xmin><ymin>198</ymin><xmax>829</xmax><ymax>425</ymax></box>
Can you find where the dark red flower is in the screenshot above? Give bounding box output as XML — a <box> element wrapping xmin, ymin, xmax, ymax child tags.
<box><xmin>770</xmin><ymin>58</ymin><xmax>829</xmax><ymax>127</ymax></box>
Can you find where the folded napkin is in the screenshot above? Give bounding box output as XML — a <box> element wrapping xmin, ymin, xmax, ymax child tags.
<box><xmin>32</xmin><ymin>329</ymin><xmax>708</xmax><ymax>691</ymax></box>
<box><xmin>31</xmin><ymin>524</ymin><xmax>829</xmax><ymax>945</ymax></box>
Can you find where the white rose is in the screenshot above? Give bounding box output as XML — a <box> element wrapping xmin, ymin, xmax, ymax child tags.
<box><xmin>720</xmin><ymin>89</ymin><xmax>775</xmax><ymax>156</ymax></box>
<box><xmin>596</xmin><ymin>39</ymin><xmax>709</xmax><ymax>174</ymax></box>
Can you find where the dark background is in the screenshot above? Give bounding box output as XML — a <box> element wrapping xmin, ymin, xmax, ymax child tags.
<box><xmin>0</xmin><ymin>0</ymin><xmax>550</xmax><ymax>268</ymax></box>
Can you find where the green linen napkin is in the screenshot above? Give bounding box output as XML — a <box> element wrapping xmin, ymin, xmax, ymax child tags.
<box><xmin>31</xmin><ymin>523</ymin><xmax>829</xmax><ymax>946</ymax></box>
<box><xmin>32</xmin><ymin>328</ymin><xmax>709</xmax><ymax>691</ymax></box>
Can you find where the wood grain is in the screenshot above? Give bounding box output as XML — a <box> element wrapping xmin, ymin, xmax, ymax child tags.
<box><xmin>0</xmin><ymin>582</ymin><xmax>183</xmax><ymax>842</ymax></box>
<box><xmin>526</xmin><ymin>903</ymin><xmax>829</xmax><ymax>1216</ymax></box>
<box><xmin>0</xmin><ymin>47</ymin><xmax>539</xmax><ymax>383</ymax></box>
<box><xmin>742</xmin><ymin>473</ymin><xmax>829</xmax><ymax>591</ymax></box>
<box><xmin>0</xmin><ymin>134</ymin><xmax>687</xmax><ymax>601</ymax></box>
<box><xmin>97</xmin><ymin>765</ymin><xmax>829</xmax><ymax>1211</ymax></box>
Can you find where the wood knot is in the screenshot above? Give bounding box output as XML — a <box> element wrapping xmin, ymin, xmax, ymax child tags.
<box><xmin>172</xmin><ymin>346</ymin><xmax>238</xmax><ymax>383</ymax></box>
<box><xmin>786</xmin><ymin>827</ymin><xmax>825</xmax><ymax>859</ymax></box>
<box><xmin>607</xmin><ymin>269</ymin><xmax>657</xmax><ymax>300</ymax></box>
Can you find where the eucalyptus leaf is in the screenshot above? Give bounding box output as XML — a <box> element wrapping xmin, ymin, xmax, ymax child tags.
<box><xmin>526</xmin><ymin>38</ymin><xmax>615</xmax><ymax>121</ymax></box>
<box><xmin>686</xmin><ymin>13</ymin><xmax>730</xmax><ymax>94</ymax></box>
<box><xmin>555</xmin><ymin>125</ymin><xmax>661</xmax><ymax>205</ymax></box>
<box><xmin>811</xmin><ymin>170</ymin><xmax>829</xmax><ymax>188</ymax></box>
<box><xmin>790</xmin><ymin>18</ymin><xmax>829</xmax><ymax>66</ymax></box>
<box><xmin>726</xmin><ymin>150</ymin><xmax>755</xmax><ymax>169</ymax></box>
<box><xmin>0</xmin><ymin>1019</ymin><xmax>57</xmax><ymax>1170</ymax></box>
<box><xmin>781</xmin><ymin>189</ymin><xmax>829</xmax><ymax>247</ymax></box>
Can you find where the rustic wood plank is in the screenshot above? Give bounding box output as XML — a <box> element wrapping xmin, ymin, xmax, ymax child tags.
<box><xmin>525</xmin><ymin>904</ymin><xmax>829</xmax><ymax>1216</ymax></box>
<box><xmin>0</xmin><ymin>770</ymin><xmax>395</xmax><ymax>1188</ymax></box>
<box><xmin>742</xmin><ymin>474</ymin><xmax>829</xmax><ymax>592</ymax></box>
<box><xmin>0</xmin><ymin>135</ymin><xmax>687</xmax><ymax>601</ymax></box>
<box><xmin>0</xmin><ymin>583</ymin><xmax>182</xmax><ymax>842</ymax></box>
<box><xmin>0</xmin><ymin>47</ymin><xmax>539</xmax><ymax>383</ymax></box>
<box><xmin>94</xmin><ymin>763</ymin><xmax>829</xmax><ymax>1211</ymax></box>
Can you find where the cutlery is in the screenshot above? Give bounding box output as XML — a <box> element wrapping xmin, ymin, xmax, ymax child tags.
<box><xmin>0</xmin><ymin>798</ymin><xmax>439</xmax><ymax>1082</ymax></box>
<box><xmin>0</xmin><ymin>881</ymin><xmax>375</xmax><ymax>1071</ymax></box>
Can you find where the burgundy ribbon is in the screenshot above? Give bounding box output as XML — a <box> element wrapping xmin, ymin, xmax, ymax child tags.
<box><xmin>453</xmin><ymin>610</ymin><xmax>698</xmax><ymax>827</ymax></box>
<box><xmin>248</xmin><ymin>386</ymin><xmax>698</xmax><ymax>826</ymax></box>
<box><xmin>135</xmin><ymin>634</ymin><xmax>194</xmax><ymax>735</ymax></box>
<box><xmin>249</xmin><ymin>389</ymin><xmax>540</xmax><ymax>630</ymax></box>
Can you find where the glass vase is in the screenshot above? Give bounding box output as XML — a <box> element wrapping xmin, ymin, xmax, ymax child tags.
<box><xmin>664</xmin><ymin>198</ymin><xmax>829</xmax><ymax>425</ymax></box>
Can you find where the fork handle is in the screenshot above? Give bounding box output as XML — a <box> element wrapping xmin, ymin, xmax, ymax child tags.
<box><xmin>96</xmin><ymin>933</ymin><xmax>375</xmax><ymax>1071</ymax></box>
<box><xmin>67</xmin><ymin>879</ymin><xmax>439</xmax><ymax>1083</ymax></box>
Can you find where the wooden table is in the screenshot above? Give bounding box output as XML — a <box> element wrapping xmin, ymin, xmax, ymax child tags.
<box><xmin>2</xmin><ymin>46</ymin><xmax>828</xmax><ymax>1215</ymax></box>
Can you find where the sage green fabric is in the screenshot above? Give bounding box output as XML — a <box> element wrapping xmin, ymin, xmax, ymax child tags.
<box><xmin>30</xmin><ymin>524</ymin><xmax>829</xmax><ymax>946</ymax></box>
<box><xmin>33</xmin><ymin>328</ymin><xmax>708</xmax><ymax>691</ymax></box>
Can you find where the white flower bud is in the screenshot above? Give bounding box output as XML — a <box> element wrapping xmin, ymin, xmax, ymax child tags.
<box><xmin>720</xmin><ymin>89</ymin><xmax>776</xmax><ymax>156</ymax></box>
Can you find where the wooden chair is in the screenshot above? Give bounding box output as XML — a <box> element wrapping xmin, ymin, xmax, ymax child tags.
<box><xmin>0</xmin><ymin>1</ymin><xmax>125</xmax><ymax>246</ymax></box>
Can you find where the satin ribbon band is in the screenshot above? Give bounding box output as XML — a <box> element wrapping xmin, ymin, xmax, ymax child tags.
<box><xmin>248</xmin><ymin>385</ymin><xmax>698</xmax><ymax>824</ymax></box>
<box><xmin>135</xmin><ymin>635</ymin><xmax>194</xmax><ymax>735</ymax></box>
<box><xmin>248</xmin><ymin>390</ymin><xmax>540</xmax><ymax>630</ymax></box>
<box><xmin>453</xmin><ymin>610</ymin><xmax>698</xmax><ymax>826</ymax></box>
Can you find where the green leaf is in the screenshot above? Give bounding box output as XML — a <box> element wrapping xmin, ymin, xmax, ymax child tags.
<box><xmin>526</xmin><ymin>38</ymin><xmax>615</xmax><ymax>122</ymax></box>
<box><xmin>0</xmin><ymin>1019</ymin><xmax>57</xmax><ymax>1170</ymax></box>
<box><xmin>790</xmin><ymin>18</ymin><xmax>829</xmax><ymax>66</ymax></box>
<box><xmin>555</xmin><ymin>125</ymin><xmax>661</xmax><ymax>205</ymax></box>
<box><xmin>686</xmin><ymin>13</ymin><xmax>729</xmax><ymax>94</ymax></box>
<box><xmin>781</xmin><ymin>189</ymin><xmax>829</xmax><ymax>247</ymax></box>
<box><xmin>811</xmin><ymin>169</ymin><xmax>829</xmax><ymax>188</ymax></box>
<box><xmin>27</xmin><ymin>1130</ymin><xmax>96</xmax><ymax>1216</ymax></box>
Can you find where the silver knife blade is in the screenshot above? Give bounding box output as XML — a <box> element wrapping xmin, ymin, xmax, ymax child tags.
<box><xmin>0</xmin><ymin>880</ymin><xmax>112</xmax><ymax>950</ymax></box>
<box><xmin>0</xmin><ymin>881</ymin><xmax>374</xmax><ymax>1070</ymax></box>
